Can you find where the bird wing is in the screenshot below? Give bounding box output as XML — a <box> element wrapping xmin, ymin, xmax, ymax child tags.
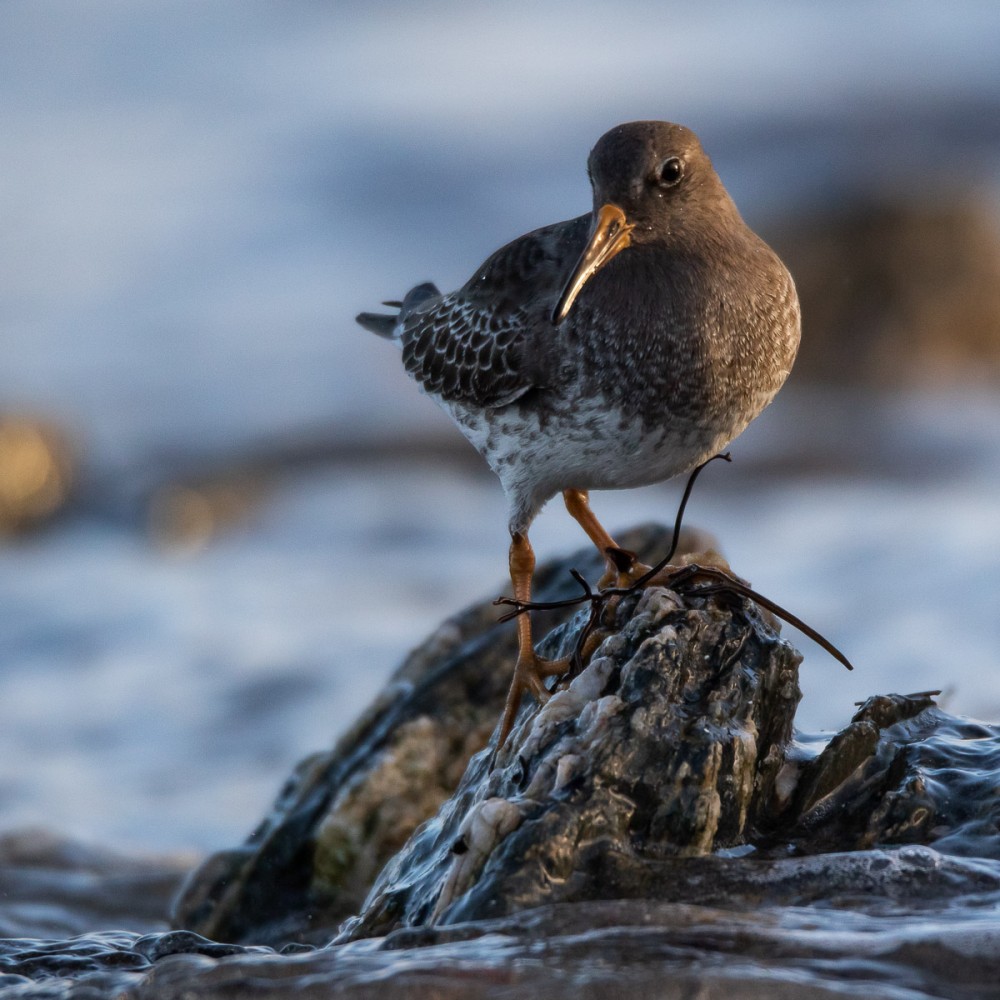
<box><xmin>399</xmin><ymin>215</ymin><xmax>589</xmax><ymax>408</ymax></box>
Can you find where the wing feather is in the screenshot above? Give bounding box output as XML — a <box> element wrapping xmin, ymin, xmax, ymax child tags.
<box><xmin>399</xmin><ymin>216</ymin><xmax>588</xmax><ymax>408</ymax></box>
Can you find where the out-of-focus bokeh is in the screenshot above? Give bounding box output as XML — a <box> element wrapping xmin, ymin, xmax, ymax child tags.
<box><xmin>2</xmin><ymin>2</ymin><xmax>999</xmax><ymax>851</ymax></box>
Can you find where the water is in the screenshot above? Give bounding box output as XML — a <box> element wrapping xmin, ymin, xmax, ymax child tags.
<box><xmin>4</xmin><ymin>387</ymin><xmax>998</xmax><ymax>852</ymax></box>
<box><xmin>2</xmin><ymin>3</ymin><xmax>1000</xmax><ymax>996</ymax></box>
<box><xmin>2</xmin><ymin>389</ymin><xmax>999</xmax><ymax>996</ymax></box>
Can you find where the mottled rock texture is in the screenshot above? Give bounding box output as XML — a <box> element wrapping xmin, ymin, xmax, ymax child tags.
<box><xmin>175</xmin><ymin>524</ymin><xmax>1000</xmax><ymax>949</ymax></box>
<box><xmin>174</xmin><ymin>524</ymin><xmax>693</xmax><ymax>943</ymax></box>
<box><xmin>342</xmin><ymin>574</ymin><xmax>801</xmax><ymax>939</ymax></box>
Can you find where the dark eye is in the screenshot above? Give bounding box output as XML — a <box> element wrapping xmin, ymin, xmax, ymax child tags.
<box><xmin>657</xmin><ymin>156</ymin><xmax>684</xmax><ymax>188</ymax></box>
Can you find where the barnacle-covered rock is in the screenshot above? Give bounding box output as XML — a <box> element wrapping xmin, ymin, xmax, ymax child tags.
<box><xmin>175</xmin><ymin>523</ymin><xmax>1000</xmax><ymax>952</ymax></box>
<box><xmin>341</xmin><ymin>571</ymin><xmax>800</xmax><ymax>939</ymax></box>
<box><xmin>173</xmin><ymin>524</ymin><xmax>701</xmax><ymax>944</ymax></box>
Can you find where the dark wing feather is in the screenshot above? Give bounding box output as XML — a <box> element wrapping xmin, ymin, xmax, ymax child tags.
<box><xmin>399</xmin><ymin>216</ymin><xmax>589</xmax><ymax>408</ymax></box>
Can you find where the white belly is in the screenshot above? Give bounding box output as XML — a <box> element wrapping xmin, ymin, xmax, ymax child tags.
<box><xmin>442</xmin><ymin>396</ymin><xmax>751</xmax><ymax>534</ymax></box>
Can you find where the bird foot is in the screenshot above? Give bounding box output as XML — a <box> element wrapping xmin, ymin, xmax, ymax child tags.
<box><xmin>495</xmin><ymin>558</ymin><xmax>854</xmax><ymax>690</ymax></box>
<box><xmin>597</xmin><ymin>546</ymin><xmax>645</xmax><ymax>588</ymax></box>
<box><xmin>599</xmin><ymin>545</ymin><xmax>706</xmax><ymax>591</ymax></box>
<box><xmin>494</xmin><ymin>650</ymin><xmax>569</xmax><ymax>756</ymax></box>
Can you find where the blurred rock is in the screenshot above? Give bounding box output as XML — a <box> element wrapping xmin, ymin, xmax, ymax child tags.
<box><xmin>0</xmin><ymin>415</ymin><xmax>74</xmax><ymax>537</ymax></box>
<box><xmin>772</xmin><ymin>196</ymin><xmax>1000</xmax><ymax>384</ymax></box>
<box><xmin>147</xmin><ymin>474</ymin><xmax>270</xmax><ymax>554</ymax></box>
<box><xmin>141</xmin><ymin>432</ymin><xmax>485</xmax><ymax>551</ymax></box>
<box><xmin>0</xmin><ymin>829</ymin><xmax>195</xmax><ymax>938</ymax></box>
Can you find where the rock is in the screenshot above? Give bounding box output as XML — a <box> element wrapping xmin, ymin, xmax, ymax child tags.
<box><xmin>778</xmin><ymin>692</ymin><xmax>1000</xmax><ymax>858</ymax></box>
<box><xmin>771</xmin><ymin>196</ymin><xmax>1000</xmax><ymax>385</ymax></box>
<box><xmin>0</xmin><ymin>829</ymin><xmax>194</xmax><ymax>939</ymax></box>
<box><xmin>7</xmin><ymin>522</ymin><xmax>1000</xmax><ymax>997</ymax></box>
<box><xmin>13</xmin><ymin>881</ymin><xmax>1000</xmax><ymax>999</ymax></box>
<box><xmin>0</xmin><ymin>415</ymin><xmax>74</xmax><ymax>537</ymax></box>
<box><xmin>173</xmin><ymin>523</ymin><xmax>704</xmax><ymax>944</ymax></box>
<box><xmin>174</xmin><ymin>523</ymin><xmax>1000</xmax><ymax>952</ymax></box>
<box><xmin>341</xmin><ymin>575</ymin><xmax>801</xmax><ymax>939</ymax></box>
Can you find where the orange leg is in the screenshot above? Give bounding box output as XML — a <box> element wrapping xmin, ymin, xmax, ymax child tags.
<box><xmin>562</xmin><ymin>488</ymin><xmax>618</xmax><ymax>553</ymax></box>
<box><xmin>495</xmin><ymin>531</ymin><xmax>567</xmax><ymax>752</ymax></box>
<box><xmin>495</xmin><ymin>494</ymin><xmax>677</xmax><ymax>754</ymax></box>
<box><xmin>562</xmin><ymin>489</ymin><xmax>650</xmax><ymax>586</ymax></box>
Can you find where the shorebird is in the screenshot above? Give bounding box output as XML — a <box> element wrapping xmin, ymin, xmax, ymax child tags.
<box><xmin>358</xmin><ymin>121</ymin><xmax>800</xmax><ymax>749</ymax></box>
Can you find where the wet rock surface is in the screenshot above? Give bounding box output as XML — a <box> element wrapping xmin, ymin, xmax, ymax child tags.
<box><xmin>8</xmin><ymin>885</ymin><xmax>1000</xmax><ymax>1000</ymax></box>
<box><xmin>4</xmin><ymin>524</ymin><xmax>1000</xmax><ymax>999</ymax></box>
<box><xmin>341</xmin><ymin>575</ymin><xmax>802</xmax><ymax>939</ymax></box>
<box><xmin>171</xmin><ymin>523</ymin><xmax>693</xmax><ymax>944</ymax></box>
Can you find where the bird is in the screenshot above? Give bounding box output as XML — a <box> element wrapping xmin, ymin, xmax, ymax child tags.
<box><xmin>357</xmin><ymin>121</ymin><xmax>800</xmax><ymax>750</ymax></box>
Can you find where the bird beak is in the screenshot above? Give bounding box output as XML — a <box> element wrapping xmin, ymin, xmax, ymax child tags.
<box><xmin>552</xmin><ymin>203</ymin><xmax>634</xmax><ymax>324</ymax></box>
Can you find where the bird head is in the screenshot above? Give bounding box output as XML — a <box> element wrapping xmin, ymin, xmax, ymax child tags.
<box><xmin>553</xmin><ymin>121</ymin><xmax>734</xmax><ymax>324</ymax></box>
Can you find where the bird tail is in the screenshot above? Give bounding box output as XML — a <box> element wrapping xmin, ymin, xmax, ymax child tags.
<box><xmin>356</xmin><ymin>282</ymin><xmax>440</xmax><ymax>339</ymax></box>
<box><xmin>355</xmin><ymin>311</ymin><xmax>398</xmax><ymax>337</ymax></box>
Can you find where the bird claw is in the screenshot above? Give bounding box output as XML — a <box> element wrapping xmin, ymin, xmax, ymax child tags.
<box><xmin>494</xmin><ymin>650</ymin><xmax>568</xmax><ymax>756</ymax></box>
<box><xmin>597</xmin><ymin>546</ymin><xmax>644</xmax><ymax>588</ymax></box>
<box><xmin>496</xmin><ymin>556</ymin><xmax>853</xmax><ymax>727</ymax></box>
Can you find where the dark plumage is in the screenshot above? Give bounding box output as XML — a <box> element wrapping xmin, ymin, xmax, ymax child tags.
<box><xmin>358</xmin><ymin>121</ymin><xmax>800</xmax><ymax>748</ymax></box>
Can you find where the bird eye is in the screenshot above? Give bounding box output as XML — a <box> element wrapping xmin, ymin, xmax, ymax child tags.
<box><xmin>657</xmin><ymin>156</ymin><xmax>684</xmax><ymax>188</ymax></box>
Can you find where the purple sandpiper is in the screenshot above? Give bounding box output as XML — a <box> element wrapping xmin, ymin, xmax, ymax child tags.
<box><xmin>358</xmin><ymin>121</ymin><xmax>800</xmax><ymax>748</ymax></box>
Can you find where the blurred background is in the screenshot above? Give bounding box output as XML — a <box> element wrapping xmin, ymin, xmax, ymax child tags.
<box><xmin>2</xmin><ymin>1</ymin><xmax>999</xmax><ymax>852</ymax></box>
